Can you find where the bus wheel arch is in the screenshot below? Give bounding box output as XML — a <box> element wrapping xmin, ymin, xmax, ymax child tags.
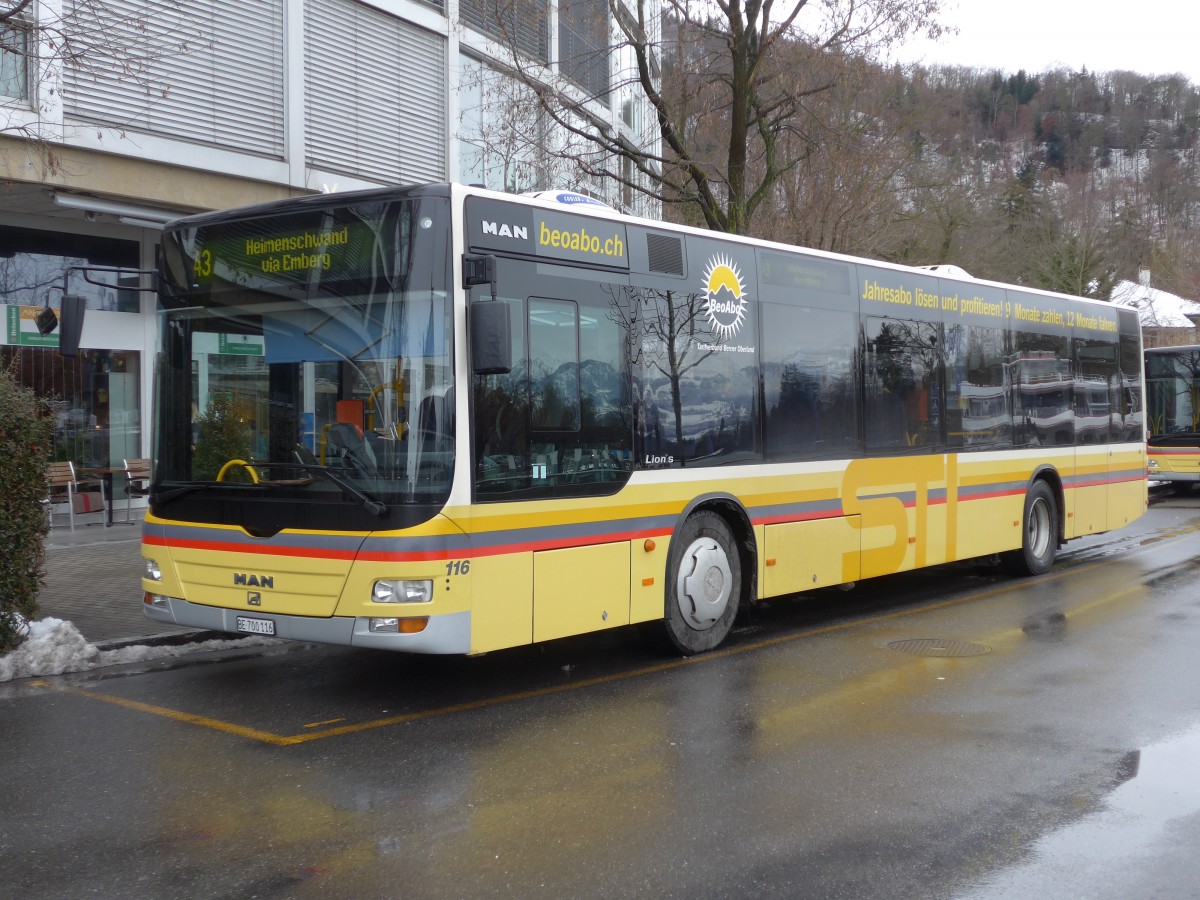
<box><xmin>1003</xmin><ymin>473</ymin><xmax>1061</xmax><ymax>576</ymax></box>
<box><xmin>663</xmin><ymin>500</ymin><xmax>754</xmax><ymax>655</ymax></box>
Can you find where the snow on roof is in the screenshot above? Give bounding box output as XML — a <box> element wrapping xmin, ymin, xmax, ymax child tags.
<box><xmin>1110</xmin><ymin>279</ymin><xmax>1200</xmax><ymax>328</ymax></box>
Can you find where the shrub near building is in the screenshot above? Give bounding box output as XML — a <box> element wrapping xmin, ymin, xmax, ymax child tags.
<box><xmin>0</xmin><ymin>368</ymin><xmax>53</xmax><ymax>652</ymax></box>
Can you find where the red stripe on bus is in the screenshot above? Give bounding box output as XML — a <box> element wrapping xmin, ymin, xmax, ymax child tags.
<box><xmin>143</xmin><ymin>534</ymin><xmax>357</xmax><ymax>560</ymax></box>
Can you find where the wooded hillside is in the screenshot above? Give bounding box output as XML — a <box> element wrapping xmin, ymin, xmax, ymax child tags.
<box><xmin>670</xmin><ymin>59</ymin><xmax>1200</xmax><ymax>301</ymax></box>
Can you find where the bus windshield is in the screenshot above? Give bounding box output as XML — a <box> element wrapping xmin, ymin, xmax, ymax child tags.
<box><xmin>153</xmin><ymin>193</ymin><xmax>452</xmax><ymax>529</ymax></box>
<box><xmin>1146</xmin><ymin>347</ymin><xmax>1200</xmax><ymax>440</ymax></box>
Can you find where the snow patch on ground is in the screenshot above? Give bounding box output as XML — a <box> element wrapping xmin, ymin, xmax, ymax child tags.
<box><xmin>0</xmin><ymin>617</ymin><xmax>277</xmax><ymax>683</ymax></box>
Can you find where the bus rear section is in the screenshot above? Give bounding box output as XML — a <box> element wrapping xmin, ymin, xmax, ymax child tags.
<box><xmin>1145</xmin><ymin>345</ymin><xmax>1200</xmax><ymax>492</ymax></box>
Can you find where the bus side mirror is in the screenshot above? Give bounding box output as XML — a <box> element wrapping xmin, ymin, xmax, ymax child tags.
<box><xmin>471</xmin><ymin>300</ymin><xmax>512</xmax><ymax>375</ymax></box>
<box><xmin>58</xmin><ymin>294</ymin><xmax>87</xmax><ymax>358</ymax></box>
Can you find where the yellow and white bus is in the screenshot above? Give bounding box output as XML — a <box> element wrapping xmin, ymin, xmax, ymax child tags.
<box><xmin>1145</xmin><ymin>344</ymin><xmax>1200</xmax><ymax>492</ymax></box>
<box><xmin>141</xmin><ymin>184</ymin><xmax>1147</xmax><ymax>654</ymax></box>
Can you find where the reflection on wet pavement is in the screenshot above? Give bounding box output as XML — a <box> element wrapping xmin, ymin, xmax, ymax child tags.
<box><xmin>960</xmin><ymin>724</ymin><xmax>1200</xmax><ymax>897</ymax></box>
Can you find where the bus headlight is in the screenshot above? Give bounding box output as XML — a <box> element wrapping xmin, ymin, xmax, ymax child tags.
<box><xmin>1147</xmin><ymin>459</ymin><xmax>1159</xmax><ymax>469</ymax></box>
<box><xmin>144</xmin><ymin>558</ymin><xmax>162</xmax><ymax>581</ymax></box>
<box><xmin>373</xmin><ymin>579</ymin><xmax>433</xmax><ymax>604</ymax></box>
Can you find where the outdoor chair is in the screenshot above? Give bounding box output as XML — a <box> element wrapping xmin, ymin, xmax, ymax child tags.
<box><xmin>121</xmin><ymin>458</ymin><xmax>152</xmax><ymax>522</ymax></box>
<box><xmin>45</xmin><ymin>461</ymin><xmax>105</xmax><ymax>531</ymax></box>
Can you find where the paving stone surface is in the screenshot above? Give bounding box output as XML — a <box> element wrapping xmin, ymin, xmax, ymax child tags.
<box><xmin>39</xmin><ymin>513</ymin><xmax>194</xmax><ymax>645</ymax></box>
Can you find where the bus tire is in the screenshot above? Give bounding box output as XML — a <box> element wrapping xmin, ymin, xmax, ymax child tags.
<box><xmin>664</xmin><ymin>511</ymin><xmax>741</xmax><ymax>654</ymax></box>
<box><xmin>1003</xmin><ymin>480</ymin><xmax>1058</xmax><ymax>576</ymax></box>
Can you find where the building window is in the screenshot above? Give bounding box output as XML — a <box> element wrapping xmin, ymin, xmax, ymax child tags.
<box><xmin>0</xmin><ymin>225</ymin><xmax>143</xmax><ymax>469</ymax></box>
<box><xmin>559</xmin><ymin>0</ymin><xmax>610</xmax><ymax>102</ymax></box>
<box><xmin>457</xmin><ymin>57</ymin><xmax>546</xmax><ymax>192</ymax></box>
<box><xmin>0</xmin><ymin>226</ymin><xmax>141</xmax><ymax>313</ymax></box>
<box><xmin>0</xmin><ymin>14</ymin><xmax>31</xmax><ymax>101</ymax></box>
<box><xmin>2</xmin><ymin>347</ymin><xmax>142</xmax><ymax>470</ymax></box>
<box><xmin>460</xmin><ymin>0</ymin><xmax>549</xmax><ymax>62</ymax></box>
<box><xmin>305</xmin><ymin>0</ymin><xmax>446</xmax><ymax>183</ymax></box>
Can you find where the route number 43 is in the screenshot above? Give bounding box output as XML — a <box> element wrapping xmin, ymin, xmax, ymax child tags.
<box><xmin>445</xmin><ymin>560</ymin><xmax>471</xmax><ymax>576</ymax></box>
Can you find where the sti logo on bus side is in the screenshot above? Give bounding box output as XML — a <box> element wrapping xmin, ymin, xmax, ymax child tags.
<box><xmin>481</xmin><ymin>220</ymin><xmax>529</xmax><ymax>241</ymax></box>
<box><xmin>234</xmin><ymin>573</ymin><xmax>274</xmax><ymax>589</ymax></box>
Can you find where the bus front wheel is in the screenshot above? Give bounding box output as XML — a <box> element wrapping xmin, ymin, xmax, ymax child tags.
<box><xmin>1003</xmin><ymin>481</ymin><xmax>1058</xmax><ymax>576</ymax></box>
<box><xmin>664</xmin><ymin>511</ymin><xmax>741</xmax><ymax>654</ymax></box>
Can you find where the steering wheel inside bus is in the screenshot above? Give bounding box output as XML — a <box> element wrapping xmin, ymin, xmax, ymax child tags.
<box><xmin>215</xmin><ymin>459</ymin><xmax>261</xmax><ymax>483</ymax></box>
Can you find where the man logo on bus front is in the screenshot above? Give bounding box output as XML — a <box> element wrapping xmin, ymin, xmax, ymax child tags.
<box><xmin>702</xmin><ymin>254</ymin><xmax>748</xmax><ymax>340</ymax></box>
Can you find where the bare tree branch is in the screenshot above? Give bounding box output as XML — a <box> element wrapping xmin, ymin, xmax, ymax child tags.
<box><xmin>462</xmin><ymin>0</ymin><xmax>947</xmax><ymax>233</ymax></box>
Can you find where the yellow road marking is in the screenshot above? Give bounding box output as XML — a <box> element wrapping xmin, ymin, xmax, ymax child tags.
<box><xmin>34</xmin><ymin>526</ymin><xmax>1198</xmax><ymax>746</ymax></box>
<box><xmin>42</xmin><ymin>685</ymin><xmax>294</xmax><ymax>746</ymax></box>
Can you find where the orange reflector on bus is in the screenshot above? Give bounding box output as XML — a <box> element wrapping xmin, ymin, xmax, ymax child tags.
<box><xmin>398</xmin><ymin>617</ymin><xmax>429</xmax><ymax>634</ymax></box>
<box><xmin>765</xmin><ymin>558</ymin><xmax>776</xmax><ymax>567</ymax></box>
<box><xmin>644</xmin><ymin>539</ymin><xmax>656</xmax><ymax>552</ymax></box>
<box><xmin>642</xmin><ymin>577</ymin><xmax>654</xmax><ymax>587</ymax></box>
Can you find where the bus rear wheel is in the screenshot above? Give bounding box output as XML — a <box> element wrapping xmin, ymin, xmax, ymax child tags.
<box><xmin>1003</xmin><ymin>480</ymin><xmax>1058</xmax><ymax>576</ymax></box>
<box><xmin>664</xmin><ymin>511</ymin><xmax>741</xmax><ymax>655</ymax></box>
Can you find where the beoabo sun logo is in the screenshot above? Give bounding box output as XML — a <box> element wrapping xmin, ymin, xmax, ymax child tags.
<box><xmin>701</xmin><ymin>254</ymin><xmax>748</xmax><ymax>340</ymax></box>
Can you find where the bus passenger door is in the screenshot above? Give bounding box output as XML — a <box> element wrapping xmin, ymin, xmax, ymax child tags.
<box><xmin>1107</xmin><ymin>315</ymin><xmax>1146</xmax><ymax>530</ymax></box>
<box><xmin>1074</xmin><ymin>336</ymin><xmax>1116</xmax><ymax>535</ymax></box>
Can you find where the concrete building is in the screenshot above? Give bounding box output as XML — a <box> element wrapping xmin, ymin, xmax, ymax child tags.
<box><xmin>0</xmin><ymin>0</ymin><xmax>657</xmax><ymax>493</ymax></box>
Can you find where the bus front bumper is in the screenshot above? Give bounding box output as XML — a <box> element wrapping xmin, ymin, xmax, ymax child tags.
<box><xmin>143</xmin><ymin>596</ymin><xmax>472</xmax><ymax>655</ymax></box>
<box><xmin>1147</xmin><ymin>468</ymin><xmax>1200</xmax><ymax>482</ymax></box>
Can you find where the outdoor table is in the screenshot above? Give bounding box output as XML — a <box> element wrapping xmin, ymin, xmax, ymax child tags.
<box><xmin>76</xmin><ymin>467</ymin><xmax>135</xmax><ymax>528</ymax></box>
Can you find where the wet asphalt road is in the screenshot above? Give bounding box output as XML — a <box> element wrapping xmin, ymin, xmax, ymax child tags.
<box><xmin>3</xmin><ymin>496</ymin><xmax>1200</xmax><ymax>898</ymax></box>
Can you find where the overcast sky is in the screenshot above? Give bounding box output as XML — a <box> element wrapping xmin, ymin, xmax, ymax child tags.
<box><xmin>891</xmin><ymin>0</ymin><xmax>1200</xmax><ymax>83</ymax></box>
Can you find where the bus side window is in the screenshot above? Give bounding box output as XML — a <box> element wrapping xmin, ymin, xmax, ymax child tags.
<box><xmin>944</xmin><ymin>321</ymin><xmax>1011</xmax><ymax>450</ymax></box>
<box><xmin>864</xmin><ymin>316</ymin><xmax>942</xmax><ymax>453</ymax></box>
<box><xmin>761</xmin><ymin>302</ymin><xmax>859</xmax><ymax>459</ymax></box>
<box><xmin>1075</xmin><ymin>337</ymin><xmax>1117</xmax><ymax>445</ymax></box>
<box><xmin>1012</xmin><ymin>325</ymin><xmax>1073</xmax><ymax>447</ymax></box>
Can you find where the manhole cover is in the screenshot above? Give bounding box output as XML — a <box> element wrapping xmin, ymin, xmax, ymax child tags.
<box><xmin>886</xmin><ymin>638</ymin><xmax>991</xmax><ymax>658</ymax></box>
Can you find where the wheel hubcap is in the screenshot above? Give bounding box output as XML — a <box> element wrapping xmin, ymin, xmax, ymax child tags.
<box><xmin>676</xmin><ymin>537</ymin><xmax>732</xmax><ymax>630</ymax></box>
<box><xmin>1028</xmin><ymin>497</ymin><xmax>1050</xmax><ymax>558</ymax></box>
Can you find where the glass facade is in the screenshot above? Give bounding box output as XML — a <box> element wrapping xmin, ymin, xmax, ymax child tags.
<box><xmin>0</xmin><ymin>226</ymin><xmax>141</xmax><ymax>313</ymax></box>
<box><xmin>1</xmin><ymin>347</ymin><xmax>142</xmax><ymax>469</ymax></box>
<box><xmin>0</xmin><ymin>225</ymin><xmax>143</xmax><ymax>475</ymax></box>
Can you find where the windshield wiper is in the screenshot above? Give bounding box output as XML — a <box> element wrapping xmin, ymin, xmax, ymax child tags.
<box><xmin>289</xmin><ymin>464</ymin><xmax>389</xmax><ymax>518</ymax></box>
<box><xmin>153</xmin><ymin>464</ymin><xmax>390</xmax><ymax>519</ymax></box>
